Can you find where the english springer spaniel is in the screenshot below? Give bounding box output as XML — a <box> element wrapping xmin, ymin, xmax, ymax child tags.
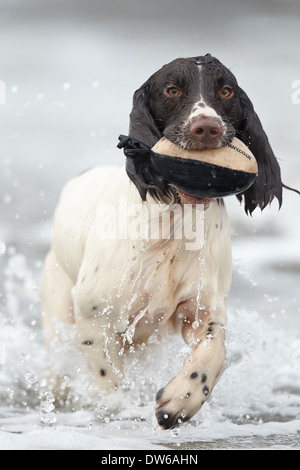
<box><xmin>42</xmin><ymin>54</ymin><xmax>287</xmax><ymax>429</ymax></box>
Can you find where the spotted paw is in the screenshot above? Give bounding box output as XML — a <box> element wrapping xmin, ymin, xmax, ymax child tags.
<box><xmin>156</xmin><ymin>405</ymin><xmax>191</xmax><ymax>429</ymax></box>
<box><xmin>155</xmin><ymin>370</ymin><xmax>211</xmax><ymax>429</ymax></box>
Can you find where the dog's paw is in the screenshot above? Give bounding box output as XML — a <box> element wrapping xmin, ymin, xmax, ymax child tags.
<box><xmin>155</xmin><ymin>370</ymin><xmax>210</xmax><ymax>429</ymax></box>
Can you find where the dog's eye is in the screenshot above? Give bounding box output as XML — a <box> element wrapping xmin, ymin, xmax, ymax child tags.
<box><xmin>164</xmin><ymin>86</ymin><xmax>182</xmax><ymax>98</ymax></box>
<box><xmin>220</xmin><ymin>86</ymin><xmax>234</xmax><ymax>99</ymax></box>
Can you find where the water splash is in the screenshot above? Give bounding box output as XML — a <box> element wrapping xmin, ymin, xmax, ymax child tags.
<box><xmin>123</xmin><ymin>307</ymin><xmax>147</xmax><ymax>345</ymax></box>
<box><xmin>1</xmin><ymin>246</ymin><xmax>300</xmax><ymax>449</ymax></box>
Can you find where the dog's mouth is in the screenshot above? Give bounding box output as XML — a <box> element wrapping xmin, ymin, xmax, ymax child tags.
<box><xmin>166</xmin><ymin>134</ymin><xmax>229</xmax><ymax>208</ymax></box>
<box><xmin>175</xmin><ymin>189</ymin><xmax>212</xmax><ymax>208</ymax></box>
<box><xmin>118</xmin><ymin>135</ymin><xmax>214</xmax><ymax>206</ymax></box>
<box><xmin>171</xmin><ymin>139</ymin><xmax>223</xmax><ymax>208</ymax></box>
<box><xmin>118</xmin><ymin>134</ymin><xmax>256</xmax><ymax>207</ymax></box>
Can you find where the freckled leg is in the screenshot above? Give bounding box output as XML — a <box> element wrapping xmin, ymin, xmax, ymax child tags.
<box><xmin>42</xmin><ymin>253</ymin><xmax>125</xmax><ymax>393</ymax></box>
<box><xmin>75</xmin><ymin>313</ymin><xmax>125</xmax><ymax>391</ymax></box>
<box><xmin>42</xmin><ymin>250</ymin><xmax>77</xmax><ymax>401</ymax></box>
<box><xmin>41</xmin><ymin>250</ymin><xmax>74</xmax><ymax>342</ymax></box>
<box><xmin>155</xmin><ymin>313</ymin><xmax>226</xmax><ymax>429</ymax></box>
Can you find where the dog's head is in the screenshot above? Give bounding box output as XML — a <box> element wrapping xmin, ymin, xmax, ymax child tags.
<box><xmin>128</xmin><ymin>54</ymin><xmax>283</xmax><ymax>214</ymax></box>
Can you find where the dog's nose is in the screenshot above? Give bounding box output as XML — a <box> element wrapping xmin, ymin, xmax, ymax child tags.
<box><xmin>190</xmin><ymin>117</ymin><xmax>222</xmax><ymax>145</ymax></box>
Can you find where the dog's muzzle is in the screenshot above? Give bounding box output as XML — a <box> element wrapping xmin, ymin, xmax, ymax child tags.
<box><xmin>117</xmin><ymin>135</ymin><xmax>258</xmax><ymax>201</ymax></box>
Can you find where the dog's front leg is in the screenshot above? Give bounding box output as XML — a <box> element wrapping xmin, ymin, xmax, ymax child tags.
<box><xmin>78</xmin><ymin>320</ymin><xmax>124</xmax><ymax>391</ymax></box>
<box><xmin>155</xmin><ymin>310</ymin><xmax>226</xmax><ymax>429</ymax></box>
<box><xmin>74</xmin><ymin>296</ymin><xmax>125</xmax><ymax>391</ymax></box>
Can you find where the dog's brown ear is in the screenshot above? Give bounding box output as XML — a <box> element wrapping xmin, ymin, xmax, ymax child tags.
<box><xmin>129</xmin><ymin>79</ymin><xmax>162</xmax><ymax>148</ymax></box>
<box><xmin>236</xmin><ymin>88</ymin><xmax>283</xmax><ymax>215</ymax></box>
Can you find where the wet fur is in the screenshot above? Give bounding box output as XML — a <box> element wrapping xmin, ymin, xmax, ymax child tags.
<box><xmin>42</xmin><ymin>54</ymin><xmax>283</xmax><ymax>429</ymax></box>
